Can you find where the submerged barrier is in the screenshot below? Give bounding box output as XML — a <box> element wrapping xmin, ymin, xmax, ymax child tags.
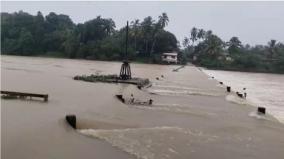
<box><xmin>1</xmin><ymin>90</ymin><xmax>48</xmax><ymax>102</ymax></box>
<box><xmin>172</xmin><ymin>65</ymin><xmax>185</xmax><ymax>72</ymax></box>
<box><xmin>258</xmin><ymin>107</ymin><xmax>266</xmax><ymax>115</ymax></box>
<box><xmin>236</xmin><ymin>92</ymin><xmax>243</xmax><ymax>98</ymax></box>
<box><xmin>226</xmin><ymin>86</ymin><xmax>231</xmax><ymax>92</ymax></box>
<box><xmin>149</xmin><ymin>99</ymin><xmax>153</xmax><ymax>105</ymax></box>
<box><xmin>66</xmin><ymin>115</ymin><xmax>76</xmax><ymax>129</ymax></box>
<box><xmin>116</xmin><ymin>94</ymin><xmax>125</xmax><ymax>103</ymax></box>
<box><xmin>115</xmin><ymin>94</ymin><xmax>153</xmax><ymax>106</ymax></box>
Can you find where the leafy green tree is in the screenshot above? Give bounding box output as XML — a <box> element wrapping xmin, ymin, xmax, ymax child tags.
<box><xmin>227</xmin><ymin>36</ymin><xmax>242</xmax><ymax>55</ymax></box>
<box><xmin>130</xmin><ymin>19</ymin><xmax>140</xmax><ymax>52</ymax></box>
<box><xmin>33</xmin><ymin>11</ymin><xmax>45</xmax><ymax>53</ymax></box>
<box><xmin>141</xmin><ymin>16</ymin><xmax>154</xmax><ymax>55</ymax></box>
<box><xmin>150</xmin><ymin>13</ymin><xmax>169</xmax><ymax>55</ymax></box>
<box><xmin>204</xmin><ymin>34</ymin><xmax>224</xmax><ymax>57</ymax></box>
<box><xmin>79</xmin><ymin>16</ymin><xmax>114</xmax><ymax>43</ymax></box>
<box><xmin>45</xmin><ymin>12</ymin><xmax>74</xmax><ymax>32</ymax></box>
<box><xmin>154</xmin><ymin>30</ymin><xmax>178</xmax><ymax>53</ymax></box>
<box><xmin>18</xmin><ymin>28</ymin><xmax>35</xmax><ymax>55</ymax></box>
<box><xmin>62</xmin><ymin>30</ymin><xmax>79</xmax><ymax>58</ymax></box>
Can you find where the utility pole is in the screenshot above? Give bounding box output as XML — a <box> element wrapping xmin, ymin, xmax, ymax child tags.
<box><xmin>119</xmin><ymin>21</ymin><xmax>131</xmax><ymax>80</ymax></box>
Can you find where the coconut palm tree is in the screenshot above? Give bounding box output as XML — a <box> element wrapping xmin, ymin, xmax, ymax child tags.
<box><xmin>131</xmin><ymin>19</ymin><xmax>140</xmax><ymax>52</ymax></box>
<box><xmin>150</xmin><ymin>13</ymin><xmax>169</xmax><ymax>55</ymax></box>
<box><xmin>267</xmin><ymin>39</ymin><xmax>277</xmax><ymax>58</ymax></box>
<box><xmin>158</xmin><ymin>12</ymin><xmax>169</xmax><ymax>29</ymax></box>
<box><xmin>190</xmin><ymin>27</ymin><xmax>198</xmax><ymax>46</ymax></box>
<box><xmin>141</xmin><ymin>16</ymin><xmax>154</xmax><ymax>54</ymax></box>
<box><xmin>197</xmin><ymin>29</ymin><xmax>206</xmax><ymax>41</ymax></box>
<box><xmin>182</xmin><ymin>37</ymin><xmax>190</xmax><ymax>48</ymax></box>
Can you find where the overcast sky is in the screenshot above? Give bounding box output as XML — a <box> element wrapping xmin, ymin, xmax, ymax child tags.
<box><xmin>2</xmin><ymin>1</ymin><xmax>284</xmax><ymax>46</ymax></box>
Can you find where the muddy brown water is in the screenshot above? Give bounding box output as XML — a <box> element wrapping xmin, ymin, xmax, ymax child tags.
<box><xmin>202</xmin><ymin>69</ymin><xmax>284</xmax><ymax>123</ymax></box>
<box><xmin>1</xmin><ymin>55</ymin><xmax>284</xmax><ymax>159</ymax></box>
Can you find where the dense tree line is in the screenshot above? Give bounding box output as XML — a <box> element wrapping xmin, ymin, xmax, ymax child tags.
<box><xmin>1</xmin><ymin>11</ymin><xmax>284</xmax><ymax>73</ymax></box>
<box><xmin>1</xmin><ymin>11</ymin><xmax>178</xmax><ymax>63</ymax></box>
<box><xmin>182</xmin><ymin>27</ymin><xmax>284</xmax><ymax>73</ymax></box>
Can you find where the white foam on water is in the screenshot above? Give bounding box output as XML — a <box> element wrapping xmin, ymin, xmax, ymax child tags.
<box><xmin>78</xmin><ymin>127</ymin><xmax>218</xmax><ymax>159</ymax></box>
<box><xmin>203</xmin><ymin>69</ymin><xmax>284</xmax><ymax>124</ymax></box>
<box><xmin>249</xmin><ymin>111</ymin><xmax>271</xmax><ymax>121</ymax></box>
<box><xmin>129</xmin><ymin>103</ymin><xmax>216</xmax><ymax>117</ymax></box>
<box><xmin>147</xmin><ymin>88</ymin><xmax>222</xmax><ymax>97</ymax></box>
<box><xmin>149</xmin><ymin>81</ymin><xmax>224</xmax><ymax>97</ymax></box>
<box><xmin>151</xmin><ymin>83</ymin><xmax>219</xmax><ymax>92</ymax></box>
<box><xmin>225</xmin><ymin>94</ymin><xmax>249</xmax><ymax>105</ymax></box>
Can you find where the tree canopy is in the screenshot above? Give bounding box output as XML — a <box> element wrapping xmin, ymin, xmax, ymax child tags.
<box><xmin>182</xmin><ymin>27</ymin><xmax>284</xmax><ymax>73</ymax></box>
<box><xmin>1</xmin><ymin>11</ymin><xmax>178</xmax><ymax>63</ymax></box>
<box><xmin>1</xmin><ymin>11</ymin><xmax>284</xmax><ymax>73</ymax></box>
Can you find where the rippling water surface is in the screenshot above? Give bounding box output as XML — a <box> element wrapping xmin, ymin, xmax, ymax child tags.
<box><xmin>202</xmin><ymin>69</ymin><xmax>284</xmax><ymax>123</ymax></box>
<box><xmin>2</xmin><ymin>56</ymin><xmax>284</xmax><ymax>159</ymax></box>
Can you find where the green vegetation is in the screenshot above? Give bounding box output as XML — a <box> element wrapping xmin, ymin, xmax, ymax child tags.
<box><xmin>74</xmin><ymin>74</ymin><xmax>150</xmax><ymax>87</ymax></box>
<box><xmin>1</xmin><ymin>11</ymin><xmax>178</xmax><ymax>63</ymax></box>
<box><xmin>182</xmin><ymin>27</ymin><xmax>284</xmax><ymax>73</ymax></box>
<box><xmin>74</xmin><ymin>74</ymin><xmax>118</xmax><ymax>82</ymax></box>
<box><xmin>1</xmin><ymin>11</ymin><xmax>284</xmax><ymax>73</ymax></box>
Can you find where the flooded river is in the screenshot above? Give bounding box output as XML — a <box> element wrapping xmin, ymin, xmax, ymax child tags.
<box><xmin>1</xmin><ymin>55</ymin><xmax>284</xmax><ymax>159</ymax></box>
<box><xmin>202</xmin><ymin>69</ymin><xmax>284</xmax><ymax>123</ymax></box>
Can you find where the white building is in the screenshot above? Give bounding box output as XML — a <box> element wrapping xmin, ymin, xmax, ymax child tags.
<box><xmin>161</xmin><ymin>52</ymin><xmax>178</xmax><ymax>64</ymax></box>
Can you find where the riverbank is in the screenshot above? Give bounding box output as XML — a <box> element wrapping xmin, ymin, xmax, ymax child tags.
<box><xmin>1</xmin><ymin>55</ymin><xmax>284</xmax><ymax>159</ymax></box>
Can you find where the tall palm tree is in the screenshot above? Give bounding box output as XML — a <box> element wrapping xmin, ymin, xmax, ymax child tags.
<box><xmin>141</xmin><ymin>16</ymin><xmax>154</xmax><ymax>54</ymax></box>
<box><xmin>158</xmin><ymin>12</ymin><xmax>169</xmax><ymax>29</ymax></box>
<box><xmin>131</xmin><ymin>19</ymin><xmax>140</xmax><ymax>52</ymax></box>
<box><xmin>190</xmin><ymin>27</ymin><xmax>198</xmax><ymax>46</ymax></box>
<box><xmin>183</xmin><ymin>37</ymin><xmax>189</xmax><ymax>48</ymax></box>
<box><xmin>197</xmin><ymin>29</ymin><xmax>206</xmax><ymax>41</ymax></box>
<box><xmin>268</xmin><ymin>39</ymin><xmax>277</xmax><ymax>58</ymax></box>
<box><xmin>150</xmin><ymin>13</ymin><xmax>169</xmax><ymax>55</ymax></box>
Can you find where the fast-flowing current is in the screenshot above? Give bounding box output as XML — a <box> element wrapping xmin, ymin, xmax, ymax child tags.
<box><xmin>202</xmin><ymin>69</ymin><xmax>284</xmax><ymax>123</ymax></box>
<box><xmin>2</xmin><ymin>55</ymin><xmax>284</xmax><ymax>159</ymax></box>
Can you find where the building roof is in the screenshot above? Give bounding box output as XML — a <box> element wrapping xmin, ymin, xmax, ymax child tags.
<box><xmin>162</xmin><ymin>52</ymin><xmax>178</xmax><ymax>56</ymax></box>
